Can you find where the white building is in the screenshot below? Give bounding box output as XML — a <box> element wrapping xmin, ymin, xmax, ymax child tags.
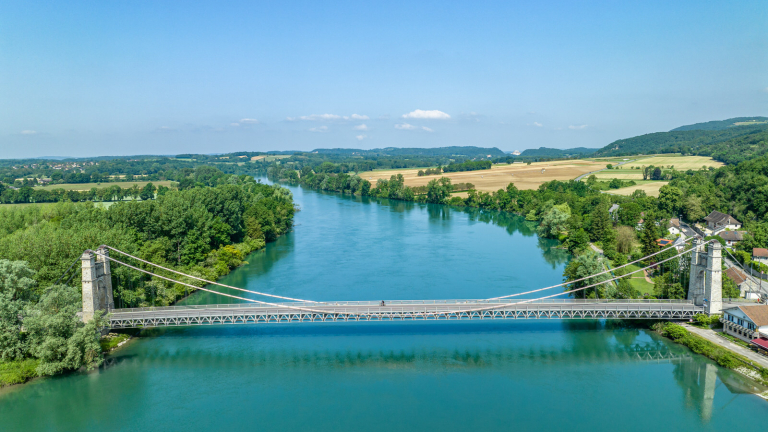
<box><xmin>668</xmin><ymin>218</ymin><xmax>681</xmax><ymax>236</ymax></box>
<box><xmin>719</xmin><ymin>231</ymin><xmax>747</xmax><ymax>248</ymax></box>
<box><xmin>721</xmin><ymin>305</ymin><xmax>768</xmax><ymax>343</ymax></box>
<box><xmin>703</xmin><ymin>211</ymin><xmax>741</xmax><ymax>232</ymax></box>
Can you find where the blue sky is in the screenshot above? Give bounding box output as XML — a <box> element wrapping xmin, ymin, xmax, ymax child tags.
<box><xmin>1</xmin><ymin>0</ymin><xmax>766</xmax><ymax>158</ymax></box>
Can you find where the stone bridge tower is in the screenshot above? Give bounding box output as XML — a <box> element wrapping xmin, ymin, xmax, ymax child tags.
<box><xmin>687</xmin><ymin>239</ymin><xmax>722</xmax><ymax>315</ymax></box>
<box><xmin>81</xmin><ymin>246</ymin><xmax>114</xmax><ymax>322</ymax></box>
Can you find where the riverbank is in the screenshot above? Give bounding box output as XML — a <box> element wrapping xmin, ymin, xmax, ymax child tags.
<box><xmin>652</xmin><ymin>321</ymin><xmax>768</xmax><ymax>393</ymax></box>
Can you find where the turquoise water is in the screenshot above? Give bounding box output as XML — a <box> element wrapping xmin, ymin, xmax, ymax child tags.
<box><xmin>1</xmin><ymin>184</ymin><xmax>766</xmax><ymax>431</ymax></box>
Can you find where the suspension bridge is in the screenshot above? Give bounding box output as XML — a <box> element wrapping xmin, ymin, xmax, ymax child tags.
<box><xmin>79</xmin><ymin>238</ymin><xmax>726</xmax><ymax>329</ymax></box>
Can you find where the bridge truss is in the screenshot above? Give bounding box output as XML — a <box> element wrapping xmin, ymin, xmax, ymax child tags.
<box><xmin>108</xmin><ymin>299</ymin><xmax>702</xmax><ymax>329</ymax></box>
<box><xmin>81</xmin><ymin>240</ymin><xmax>716</xmax><ymax>329</ymax></box>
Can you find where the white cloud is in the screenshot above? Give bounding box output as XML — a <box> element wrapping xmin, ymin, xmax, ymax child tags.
<box><xmin>422</xmin><ymin>126</ymin><xmax>433</xmax><ymax>132</ymax></box>
<box><xmin>240</xmin><ymin>118</ymin><xmax>260</xmax><ymax>124</ymax></box>
<box><xmin>351</xmin><ymin>114</ymin><xmax>369</xmax><ymax>120</ymax></box>
<box><xmin>309</xmin><ymin>126</ymin><xmax>328</xmax><ymax>132</ymax></box>
<box><xmin>395</xmin><ymin>123</ymin><xmax>417</xmax><ymax>130</ymax></box>
<box><xmin>353</xmin><ymin>124</ymin><xmax>368</xmax><ymax>130</ymax></box>
<box><xmin>569</xmin><ymin>124</ymin><xmax>588</xmax><ymax>130</ymax></box>
<box><xmin>230</xmin><ymin>123</ymin><xmax>240</xmax><ymax>127</ymax></box>
<box><xmin>295</xmin><ymin>114</ymin><xmax>342</xmax><ymax>121</ymax></box>
<box><xmin>356</xmin><ymin>134</ymin><xmax>367</xmax><ymax>141</ymax></box>
<box><xmin>402</xmin><ymin>109</ymin><xmax>451</xmax><ymax>120</ymax></box>
<box><xmin>20</xmin><ymin>130</ymin><xmax>37</xmax><ymax>135</ymax></box>
<box><xmin>532</xmin><ymin>122</ymin><xmax>543</xmax><ymax>127</ymax></box>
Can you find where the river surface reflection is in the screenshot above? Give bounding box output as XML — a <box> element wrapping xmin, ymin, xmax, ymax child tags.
<box><xmin>1</xmin><ymin>182</ymin><xmax>766</xmax><ymax>431</ymax></box>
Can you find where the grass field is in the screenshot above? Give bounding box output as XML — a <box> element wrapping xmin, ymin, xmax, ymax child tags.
<box><xmin>622</xmin><ymin>155</ymin><xmax>724</xmax><ymax>170</ymax></box>
<box><xmin>590</xmin><ymin>169</ymin><xmax>644</xmax><ymax>180</ymax></box>
<box><xmin>606</xmin><ymin>182</ymin><xmax>669</xmax><ymax>197</ymax></box>
<box><xmin>251</xmin><ymin>155</ymin><xmax>290</xmax><ymax>162</ymax></box>
<box><xmin>33</xmin><ymin>180</ymin><xmax>174</xmax><ymax>191</ymax></box>
<box><xmin>625</xmin><ymin>264</ymin><xmax>655</xmax><ymax>295</ymax></box>
<box><xmin>358</xmin><ymin>160</ymin><xmax>607</xmax><ymax>192</ymax></box>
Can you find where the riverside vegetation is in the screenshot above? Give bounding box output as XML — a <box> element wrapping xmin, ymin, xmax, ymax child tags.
<box><xmin>0</xmin><ymin>166</ymin><xmax>295</xmax><ymax>387</ymax></box>
<box><xmin>268</xmin><ymin>151</ymin><xmax>768</xmax><ymax>300</ymax></box>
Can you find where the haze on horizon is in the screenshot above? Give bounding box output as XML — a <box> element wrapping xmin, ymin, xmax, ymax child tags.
<box><xmin>1</xmin><ymin>0</ymin><xmax>766</xmax><ymax>159</ymax></box>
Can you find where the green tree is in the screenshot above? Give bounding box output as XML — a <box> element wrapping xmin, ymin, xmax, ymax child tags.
<box><xmin>567</xmin><ymin>228</ymin><xmax>590</xmax><ymax>254</ymax></box>
<box><xmin>602</xmin><ymin>226</ymin><xmax>618</xmax><ymax>259</ymax></box>
<box><xmin>0</xmin><ymin>259</ymin><xmax>37</xmax><ymax>300</ymax></box>
<box><xmin>658</xmin><ymin>185</ymin><xmax>683</xmax><ymax>216</ymax></box>
<box><xmin>722</xmin><ymin>274</ymin><xmax>740</xmax><ymax>299</ymax></box>
<box><xmin>683</xmin><ymin>195</ymin><xmax>705</xmax><ymax>222</ymax></box>
<box><xmin>640</xmin><ymin>211</ymin><xmax>660</xmax><ymax>260</ymax></box>
<box><xmin>24</xmin><ymin>285</ymin><xmax>105</xmax><ymax>376</ymax></box>
<box><xmin>426</xmin><ymin>177</ymin><xmax>451</xmax><ymax>204</ymax></box>
<box><xmin>588</xmin><ymin>204</ymin><xmax>611</xmax><ymax>241</ymax></box>
<box><xmin>139</xmin><ymin>182</ymin><xmax>156</xmax><ymax>201</ymax></box>
<box><xmin>537</xmin><ymin>203</ymin><xmax>571</xmax><ymax>238</ymax></box>
<box><xmin>563</xmin><ymin>251</ymin><xmax>613</xmax><ymax>298</ymax></box>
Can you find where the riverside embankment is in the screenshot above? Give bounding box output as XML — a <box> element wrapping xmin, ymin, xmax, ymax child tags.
<box><xmin>1</xmin><ymin>182</ymin><xmax>766</xmax><ymax>431</ymax></box>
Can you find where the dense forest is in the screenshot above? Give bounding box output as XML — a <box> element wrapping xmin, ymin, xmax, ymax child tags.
<box><xmin>670</xmin><ymin>117</ymin><xmax>767</xmax><ymax>131</ymax></box>
<box><xmin>0</xmin><ymin>166</ymin><xmax>294</xmax><ymax>385</ymax></box>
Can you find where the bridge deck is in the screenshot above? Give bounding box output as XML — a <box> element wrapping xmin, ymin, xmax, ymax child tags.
<box><xmin>108</xmin><ymin>299</ymin><xmax>704</xmax><ymax>328</ymax></box>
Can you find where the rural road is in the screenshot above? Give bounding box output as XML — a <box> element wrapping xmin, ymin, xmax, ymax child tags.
<box><xmin>680</xmin><ymin>323</ymin><xmax>768</xmax><ymax>369</ymax></box>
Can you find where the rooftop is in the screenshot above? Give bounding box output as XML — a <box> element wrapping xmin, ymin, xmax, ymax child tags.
<box><xmin>754</xmin><ymin>248</ymin><xmax>768</xmax><ymax>258</ymax></box>
<box><xmin>725</xmin><ymin>267</ymin><xmax>748</xmax><ymax>285</ymax></box>
<box><xmin>739</xmin><ymin>305</ymin><xmax>768</xmax><ymax>327</ymax></box>
<box><xmin>704</xmin><ymin>211</ymin><xmax>741</xmax><ymax>226</ymax></box>
<box><xmin>719</xmin><ymin>231</ymin><xmax>746</xmax><ymax>241</ymax></box>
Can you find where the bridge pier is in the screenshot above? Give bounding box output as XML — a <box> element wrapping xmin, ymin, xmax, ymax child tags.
<box><xmin>81</xmin><ymin>246</ymin><xmax>114</xmax><ymax>322</ymax></box>
<box><xmin>687</xmin><ymin>239</ymin><xmax>722</xmax><ymax>315</ymax></box>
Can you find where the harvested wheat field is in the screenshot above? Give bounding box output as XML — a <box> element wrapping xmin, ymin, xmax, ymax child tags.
<box><xmin>607</xmin><ymin>181</ymin><xmax>668</xmax><ymax>197</ymax></box>
<box><xmin>358</xmin><ymin>160</ymin><xmax>606</xmax><ymax>192</ymax></box>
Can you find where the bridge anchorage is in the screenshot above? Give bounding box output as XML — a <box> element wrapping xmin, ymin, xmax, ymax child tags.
<box><xmin>80</xmin><ymin>239</ymin><xmax>723</xmax><ymax>329</ymax></box>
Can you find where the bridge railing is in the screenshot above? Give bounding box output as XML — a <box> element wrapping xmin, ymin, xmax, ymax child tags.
<box><xmin>111</xmin><ymin>298</ymin><xmax>697</xmax><ymax>314</ymax></box>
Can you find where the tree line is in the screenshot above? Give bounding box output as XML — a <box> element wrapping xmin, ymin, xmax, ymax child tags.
<box><xmin>0</xmin><ymin>166</ymin><xmax>295</xmax><ymax>384</ymax></box>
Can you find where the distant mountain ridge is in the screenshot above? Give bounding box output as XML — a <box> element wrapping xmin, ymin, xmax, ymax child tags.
<box><xmin>519</xmin><ymin>147</ymin><xmax>597</xmax><ymax>157</ymax></box>
<box><xmin>670</xmin><ymin>117</ymin><xmax>768</xmax><ymax>132</ymax></box>
<box><xmin>310</xmin><ymin>146</ymin><xmax>506</xmax><ymax>158</ymax></box>
<box><xmin>593</xmin><ymin>117</ymin><xmax>768</xmax><ymax>162</ymax></box>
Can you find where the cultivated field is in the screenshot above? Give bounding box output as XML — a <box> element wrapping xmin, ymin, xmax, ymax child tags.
<box><xmin>33</xmin><ymin>180</ymin><xmax>174</xmax><ymax>191</ymax></box>
<box><xmin>358</xmin><ymin>160</ymin><xmax>607</xmax><ymax>192</ymax></box>
<box><xmin>589</xmin><ymin>155</ymin><xmax>724</xmax><ymax>181</ymax></box>
<box><xmin>251</xmin><ymin>155</ymin><xmax>290</xmax><ymax>162</ymax></box>
<box><xmin>606</xmin><ymin>181</ymin><xmax>669</xmax><ymax>197</ymax></box>
<box><xmin>622</xmin><ymin>155</ymin><xmax>724</xmax><ymax>170</ymax></box>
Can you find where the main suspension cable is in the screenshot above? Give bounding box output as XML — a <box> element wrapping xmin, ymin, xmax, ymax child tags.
<box><xmin>93</xmin><ymin>251</ymin><xmax>349</xmax><ymax>315</ymax></box>
<box><xmin>101</xmin><ymin>245</ymin><xmax>319</xmax><ymax>303</ymax></box>
<box><xmin>486</xmin><ymin>237</ymin><xmax>695</xmax><ymax>300</ymax></box>
<box><xmin>427</xmin><ymin>241</ymin><xmax>711</xmax><ymax>317</ymax></box>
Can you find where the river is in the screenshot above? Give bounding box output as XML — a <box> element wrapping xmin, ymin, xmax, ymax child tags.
<box><xmin>1</xmin><ymin>182</ymin><xmax>766</xmax><ymax>431</ymax></box>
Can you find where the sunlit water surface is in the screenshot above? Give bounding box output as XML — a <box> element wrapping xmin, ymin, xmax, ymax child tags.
<box><xmin>1</xmin><ymin>182</ymin><xmax>766</xmax><ymax>431</ymax></box>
